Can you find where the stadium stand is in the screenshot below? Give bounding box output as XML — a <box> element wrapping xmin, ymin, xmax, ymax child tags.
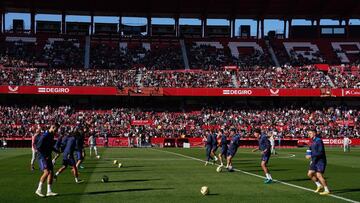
<box><xmin>0</xmin><ymin>105</ymin><xmax>358</xmax><ymax>139</ymax></box>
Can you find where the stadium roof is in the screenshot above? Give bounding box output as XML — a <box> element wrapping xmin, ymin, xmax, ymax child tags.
<box><xmin>1</xmin><ymin>0</ymin><xmax>360</xmax><ymax>19</ymax></box>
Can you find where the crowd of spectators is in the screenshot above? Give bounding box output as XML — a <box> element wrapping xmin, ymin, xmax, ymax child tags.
<box><xmin>187</xmin><ymin>43</ymin><xmax>273</xmax><ymax>70</ymax></box>
<box><xmin>2</xmin><ymin>65</ymin><xmax>359</xmax><ymax>89</ymax></box>
<box><xmin>287</xmin><ymin>49</ymin><xmax>325</xmax><ymax>66</ymax></box>
<box><xmin>38</xmin><ymin>69</ymin><xmax>138</xmax><ymax>88</ymax></box>
<box><xmin>42</xmin><ymin>39</ymin><xmax>84</xmax><ymax>68</ymax></box>
<box><xmin>236</xmin><ymin>66</ymin><xmax>331</xmax><ymax>88</ymax></box>
<box><xmin>0</xmin><ymin>41</ymin><xmax>39</xmax><ymax>68</ymax></box>
<box><xmin>328</xmin><ymin>67</ymin><xmax>360</xmax><ymax>88</ymax></box>
<box><xmin>233</xmin><ymin>50</ymin><xmax>273</xmax><ymax>69</ymax></box>
<box><xmin>141</xmin><ymin>69</ymin><xmax>235</xmax><ymax>88</ymax></box>
<box><xmin>187</xmin><ymin>44</ymin><xmax>232</xmax><ymax>70</ymax></box>
<box><xmin>0</xmin><ymin>68</ymin><xmax>39</xmax><ymax>86</ymax></box>
<box><xmin>90</xmin><ymin>43</ymin><xmax>183</xmax><ymax>70</ymax></box>
<box><xmin>0</xmin><ymin>105</ymin><xmax>359</xmax><ymax>139</ymax></box>
<box><xmin>0</xmin><ymin>39</ymin><xmax>84</xmax><ymax>68</ymax></box>
<box><xmin>0</xmin><ymin>68</ymin><xmax>138</xmax><ymax>88</ymax></box>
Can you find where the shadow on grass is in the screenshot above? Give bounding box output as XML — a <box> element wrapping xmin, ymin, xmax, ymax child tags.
<box><xmin>203</xmin><ymin>193</ymin><xmax>219</xmax><ymax>196</ymax></box>
<box><xmin>244</xmin><ymin>168</ymin><xmax>291</xmax><ymax>172</ymax></box>
<box><xmin>79</xmin><ymin>178</ymin><xmax>163</xmax><ymax>184</ymax></box>
<box><xmin>232</xmin><ymin>162</ymin><xmax>255</xmax><ymax>165</ymax></box>
<box><xmin>81</xmin><ymin>169</ymin><xmax>148</xmax><ymax>173</ymax></box>
<box><xmin>61</xmin><ymin>187</ymin><xmax>174</xmax><ymax>196</ymax></box>
<box><xmin>332</xmin><ymin>188</ymin><xmax>360</xmax><ymax>194</ymax></box>
<box><xmin>278</xmin><ymin>178</ymin><xmax>309</xmax><ymax>182</ymax></box>
<box><xmin>122</xmin><ymin>165</ymin><xmax>145</xmax><ymax>168</ymax></box>
<box><xmin>84</xmin><ymin>165</ymin><xmax>145</xmax><ymax>169</ymax></box>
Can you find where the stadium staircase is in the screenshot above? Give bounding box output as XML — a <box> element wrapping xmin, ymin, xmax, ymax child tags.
<box><xmin>84</xmin><ymin>36</ymin><xmax>91</xmax><ymax>69</ymax></box>
<box><xmin>232</xmin><ymin>74</ymin><xmax>239</xmax><ymax>88</ymax></box>
<box><xmin>35</xmin><ymin>71</ymin><xmax>43</xmax><ymax>85</ymax></box>
<box><xmin>265</xmin><ymin>40</ymin><xmax>280</xmax><ymax>67</ymax></box>
<box><xmin>326</xmin><ymin>75</ymin><xmax>335</xmax><ymax>87</ymax></box>
<box><xmin>316</xmin><ymin>39</ymin><xmax>340</xmax><ymax>64</ymax></box>
<box><xmin>180</xmin><ymin>39</ymin><xmax>190</xmax><ymax>69</ymax></box>
<box><xmin>136</xmin><ymin>71</ymin><xmax>143</xmax><ymax>87</ymax></box>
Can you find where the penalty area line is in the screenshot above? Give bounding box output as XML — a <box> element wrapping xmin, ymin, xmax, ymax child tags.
<box><xmin>151</xmin><ymin>148</ymin><xmax>359</xmax><ymax>203</ymax></box>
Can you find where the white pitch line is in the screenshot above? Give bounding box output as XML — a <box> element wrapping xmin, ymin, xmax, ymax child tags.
<box><xmin>274</xmin><ymin>154</ymin><xmax>296</xmax><ymax>159</ymax></box>
<box><xmin>105</xmin><ymin>158</ymin><xmax>190</xmax><ymax>161</ymax></box>
<box><xmin>151</xmin><ymin>148</ymin><xmax>359</xmax><ymax>203</ymax></box>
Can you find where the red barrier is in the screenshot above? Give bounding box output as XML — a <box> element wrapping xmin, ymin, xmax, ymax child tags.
<box><xmin>343</xmin><ymin>89</ymin><xmax>360</xmax><ymax>97</ymax></box>
<box><xmin>4</xmin><ymin>137</ymin><xmax>360</xmax><ymax>148</ymax></box>
<box><xmin>1</xmin><ymin>85</ymin><xmax>360</xmax><ymax>97</ymax></box>
<box><xmin>162</xmin><ymin>88</ymin><xmax>323</xmax><ymax>97</ymax></box>
<box><xmin>298</xmin><ymin>138</ymin><xmax>360</xmax><ymax>146</ymax></box>
<box><xmin>2</xmin><ymin>85</ymin><xmax>118</xmax><ymax>95</ymax></box>
<box><xmin>331</xmin><ymin>88</ymin><xmax>343</xmax><ymax>97</ymax></box>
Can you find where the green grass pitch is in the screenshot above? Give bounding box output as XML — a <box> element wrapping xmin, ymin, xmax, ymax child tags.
<box><xmin>0</xmin><ymin>147</ymin><xmax>359</xmax><ymax>203</ymax></box>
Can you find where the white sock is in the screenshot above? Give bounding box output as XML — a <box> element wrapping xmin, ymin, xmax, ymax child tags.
<box><xmin>324</xmin><ymin>186</ymin><xmax>329</xmax><ymax>192</ymax></box>
<box><xmin>37</xmin><ymin>182</ymin><xmax>43</xmax><ymax>191</ymax></box>
<box><xmin>47</xmin><ymin>184</ymin><xmax>52</xmax><ymax>193</ymax></box>
<box><xmin>55</xmin><ymin>172</ymin><xmax>59</xmax><ymax>176</ymax></box>
<box><xmin>315</xmin><ymin>181</ymin><xmax>322</xmax><ymax>187</ymax></box>
<box><xmin>266</xmin><ymin>173</ymin><xmax>272</xmax><ymax>180</ymax></box>
<box><xmin>75</xmin><ymin>177</ymin><xmax>79</xmax><ymax>182</ymax></box>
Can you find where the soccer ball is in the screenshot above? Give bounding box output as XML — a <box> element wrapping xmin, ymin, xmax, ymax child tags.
<box><xmin>216</xmin><ymin>165</ymin><xmax>222</xmax><ymax>172</ymax></box>
<box><xmin>96</xmin><ymin>155</ymin><xmax>101</xmax><ymax>159</ymax></box>
<box><xmin>118</xmin><ymin>163</ymin><xmax>122</xmax><ymax>168</ymax></box>
<box><xmin>102</xmin><ymin>175</ymin><xmax>109</xmax><ymax>183</ymax></box>
<box><xmin>200</xmin><ymin>186</ymin><xmax>209</xmax><ymax>195</ymax></box>
<box><xmin>113</xmin><ymin>160</ymin><xmax>118</xmax><ymax>165</ymax></box>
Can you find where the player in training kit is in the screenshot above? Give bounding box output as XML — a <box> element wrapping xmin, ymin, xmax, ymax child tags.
<box><xmin>204</xmin><ymin>131</ymin><xmax>214</xmax><ymax>165</ymax></box>
<box><xmin>211</xmin><ymin>131</ymin><xmax>219</xmax><ymax>163</ymax></box>
<box><xmin>88</xmin><ymin>130</ymin><xmax>99</xmax><ymax>158</ymax></box>
<box><xmin>52</xmin><ymin>129</ymin><xmax>66</xmax><ymax>165</ymax></box>
<box><xmin>217</xmin><ymin>129</ymin><xmax>228</xmax><ymax>167</ymax></box>
<box><xmin>35</xmin><ymin>124</ymin><xmax>59</xmax><ymax>197</ymax></box>
<box><xmin>306</xmin><ymin>129</ymin><xmax>330</xmax><ymax>195</ymax></box>
<box><xmin>252</xmin><ymin>129</ymin><xmax>273</xmax><ymax>184</ymax></box>
<box><xmin>31</xmin><ymin>126</ymin><xmax>42</xmax><ymax>171</ymax></box>
<box><xmin>2</xmin><ymin>137</ymin><xmax>7</xmax><ymax>149</ymax></box>
<box><xmin>54</xmin><ymin>132</ymin><xmax>84</xmax><ymax>184</ymax></box>
<box><xmin>75</xmin><ymin>127</ymin><xmax>85</xmax><ymax>169</ymax></box>
<box><xmin>269</xmin><ymin>133</ymin><xmax>276</xmax><ymax>155</ymax></box>
<box><xmin>343</xmin><ymin>136</ymin><xmax>350</xmax><ymax>152</ymax></box>
<box><xmin>226</xmin><ymin>128</ymin><xmax>241</xmax><ymax>171</ymax></box>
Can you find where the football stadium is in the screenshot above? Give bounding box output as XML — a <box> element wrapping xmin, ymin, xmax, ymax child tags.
<box><xmin>0</xmin><ymin>0</ymin><xmax>359</xmax><ymax>202</ymax></box>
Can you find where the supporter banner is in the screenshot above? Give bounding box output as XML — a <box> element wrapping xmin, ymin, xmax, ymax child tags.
<box><xmin>131</xmin><ymin>120</ymin><xmax>153</xmax><ymax>126</ymax></box>
<box><xmin>0</xmin><ymin>86</ymin><xmax>118</xmax><ymax>95</ymax></box>
<box><xmin>188</xmin><ymin>138</ymin><xmax>204</xmax><ymax>147</ymax></box>
<box><xmin>223</xmin><ymin>66</ymin><xmax>238</xmax><ymax>70</ymax></box>
<box><xmin>108</xmin><ymin>137</ymin><xmax>129</xmax><ymax>147</ymax></box>
<box><xmin>314</xmin><ymin>64</ymin><xmax>330</xmax><ymax>72</ymax></box>
<box><xmin>336</xmin><ymin>120</ymin><xmax>355</xmax><ymax>127</ymax></box>
<box><xmin>151</xmin><ymin>137</ymin><xmax>165</xmax><ymax>145</ymax></box>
